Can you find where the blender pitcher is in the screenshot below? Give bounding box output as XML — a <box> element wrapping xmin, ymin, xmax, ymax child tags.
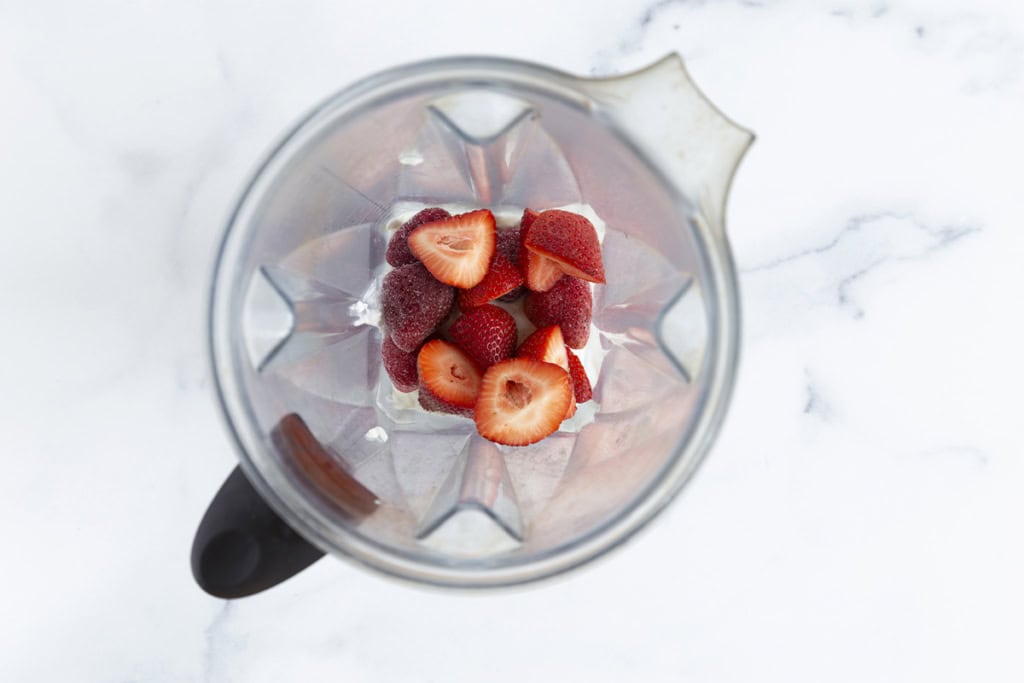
<box><xmin>194</xmin><ymin>54</ymin><xmax>753</xmax><ymax>596</ymax></box>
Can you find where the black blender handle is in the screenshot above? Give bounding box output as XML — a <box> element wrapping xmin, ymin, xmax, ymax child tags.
<box><xmin>191</xmin><ymin>465</ymin><xmax>324</xmax><ymax>599</ymax></box>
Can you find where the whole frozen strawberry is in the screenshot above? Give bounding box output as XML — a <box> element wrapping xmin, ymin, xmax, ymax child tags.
<box><xmin>496</xmin><ymin>226</ymin><xmax>521</xmax><ymax>264</ymax></box>
<box><xmin>523</xmin><ymin>276</ymin><xmax>592</xmax><ymax>349</ymax></box>
<box><xmin>496</xmin><ymin>225</ymin><xmax>526</xmax><ymax>302</ymax></box>
<box><xmin>449</xmin><ymin>304</ymin><xmax>517</xmax><ymax>370</ymax></box>
<box><xmin>386</xmin><ymin>207</ymin><xmax>451</xmax><ymax>267</ymax></box>
<box><xmin>381</xmin><ymin>262</ymin><xmax>454</xmax><ymax>352</ymax></box>
<box><xmin>381</xmin><ymin>335</ymin><xmax>420</xmax><ymax>392</ymax></box>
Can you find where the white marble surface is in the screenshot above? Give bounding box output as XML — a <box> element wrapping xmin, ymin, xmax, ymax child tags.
<box><xmin>3</xmin><ymin>0</ymin><xmax>1023</xmax><ymax>680</ymax></box>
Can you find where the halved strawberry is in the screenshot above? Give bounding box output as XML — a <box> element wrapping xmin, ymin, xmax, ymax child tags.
<box><xmin>417</xmin><ymin>339</ymin><xmax>482</xmax><ymax>418</ymax></box>
<box><xmin>522</xmin><ymin>249</ymin><xmax>564</xmax><ymax>292</ymax></box>
<box><xmin>517</xmin><ymin>326</ymin><xmax>570</xmax><ymax>372</ymax></box>
<box><xmin>408</xmin><ymin>209</ymin><xmax>496</xmax><ymax>288</ymax></box>
<box><xmin>524</xmin><ymin>209</ymin><xmax>605</xmax><ymax>284</ymax></box>
<box><xmin>566</xmin><ymin>346</ymin><xmax>593</xmax><ymax>403</ymax></box>
<box><xmin>518</xmin><ymin>208</ymin><xmax>563</xmax><ymax>292</ymax></box>
<box><xmin>523</xmin><ymin>276</ymin><xmax>593</xmax><ymax>349</ymax></box>
<box><xmin>474</xmin><ymin>358</ymin><xmax>572</xmax><ymax>446</ymax></box>
<box><xmin>517</xmin><ymin>326</ymin><xmax>576</xmax><ymax>418</ymax></box>
<box><xmin>386</xmin><ymin>207</ymin><xmax>451</xmax><ymax>267</ymax></box>
<box><xmin>449</xmin><ymin>304</ymin><xmax>517</xmax><ymax>370</ymax></box>
<box><xmin>457</xmin><ymin>250</ymin><xmax>524</xmax><ymax>310</ymax></box>
<box><xmin>519</xmin><ymin>208</ymin><xmax>539</xmax><ymax>234</ymax></box>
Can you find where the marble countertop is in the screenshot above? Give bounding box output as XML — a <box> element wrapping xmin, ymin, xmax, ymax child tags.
<box><xmin>3</xmin><ymin>0</ymin><xmax>1022</xmax><ymax>680</ymax></box>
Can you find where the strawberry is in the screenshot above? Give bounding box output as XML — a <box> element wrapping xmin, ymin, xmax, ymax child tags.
<box><xmin>497</xmin><ymin>226</ymin><xmax>521</xmax><ymax>265</ymax></box>
<box><xmin>495</xmin><ymin>226</ymin><xmax>526</xmax><ymax>302</ymax></box>
<box><xmin>386</xmin><ymin>207</ymin><xmax>451</xmax><ymax>267</ymax></box>
<box><xmin>381</xmin><ymin>335</ymin><xmax>419</xmax><ymax>392</ymax></box>
<box><xmin>518</xmin><ymin>208</ymin><xmax>563</xmax><ymax>292</ymax></box>
<box><xmin>448</xmin><ymin>304</ymin><xmax>517</xmax><ymax>370</ymax></box>
<box><xmin>519</xmin><ymin>207</ymin><xmax>539</xmax><ymax>234</ymax></box>
<box><xmin>497</xmin><ymin>285</ymin><xmax>526</xmax><ymax>304</ymax></box>
<box><xmin>566</xmin><ymin>346</ymin><xmax>593</xmax><ymax>403</ymax></box>
<box><xmin>517</xmin><ymin>326</ymin><xmax>570</xmax><ymax>372</ymax></box>
<box><xmin>474</xmin><ymin>358</ymin><xmax>572</xmax><ymax>446</ymax></box>
<box><xmin>523</xmin><ymin>276</ymin><xmax>593</xmax><ymax>349</ymax></box>
<box><xmin>382</xmin><ymin>263</ymin><xmax>454</xmax><ymax>352</ymax></box>
<box><xmin>522</xmin><ymin>250</ymin><xmax>563</xmax><ymax>292</ymax></box>
<box><xmin>517</xmin><ymin>326</ymin><xmax>576</xmax><ymax>418</ymax></box>
<box><xmin>524</xmin><ymin>210</ymin><xmax>605</xmax><ymax>284</ymax></box>
<box><xmin>457</xmin><ymin>249</ymin><xmax>524</xmax><ymax>310</ymax></box>
<box><xmin>417</xmin><ymin>339</ymin><xmax>482</xmax><ymax>417</ymax></box>
<box><xmin>408</xmin><ymin>209</ymin><xmax>496</xmax><ymax>288</ymax></box>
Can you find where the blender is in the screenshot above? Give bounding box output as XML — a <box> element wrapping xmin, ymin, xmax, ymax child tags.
<box><xmin>193</xmin><ymin>54</ymin><xmax>753</xmax><ymax>595</ymax></box>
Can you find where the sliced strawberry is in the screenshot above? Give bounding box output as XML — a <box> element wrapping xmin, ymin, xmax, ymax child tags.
<box><xmin>474</xmin><ymin>358</ymin><xmax>572</xmax><ymax>446</ymax></box>
<box><xmin>386</xmin><ymin>207</ymin><xmax>451</xmax><ymax>267</ymax></box>
<box><xmin>457</xmin><ymin>250</ymin><xmax>524</xmax><ymax>310</ymax></box>
<box><xmin>566</xmin><ymin>346</ymin><xmax>593</xmax><ymax>403</ymax></box>
<box><xmin>448</xmin><ymin>304</ymin><xmax>517</xmax><ymax>370</ymax></box>
<box><xmin>408</xmin><ymin>209</ymin><xmax>496</xmax><ymax>288</ymax></box>
<box><xmin>515</xmin><ymin>209</ymin><xmax>538</xmax><ymax>273</ymax></box>
<box><xmin>517</xmin><ymin>326</ymin><xmax>570</xmax><ymax>372</ymax></box>
<box><xmin>381</xmin><ymin>335</ymin><xmax>419</xmax><ymax>392</ymax></box>
<box><xmin>382</xmin><ymin>263</ymin><xmax>454</xmax><ymax>352</ymax></box>
<box><xmin>524</xmin><ymin>209</ymin><xmax>605</xmax><ymax>284</ymax></box>
<box><xmin>523</xmin><ymin>276</ymin><xmax>593</xmax><ymax>349</ymax></box>
<box><xmin>417</xmin><ymin>339</ymin><xmax>482</xmax><ymax>417</ymax></box>
<box><xmin>522</xmin><ymin>249</ymin><xmax>564</xmax><ymax>292</ymax></box>
<box><xmin>517</xmin><ymin>326</ymin><xmax>575</xmax><ymax>418</ymax></box>
<box><xmin>518</xmin><ymin>208</ymin><xmax>563</xmax><ymax>292</ymax></box>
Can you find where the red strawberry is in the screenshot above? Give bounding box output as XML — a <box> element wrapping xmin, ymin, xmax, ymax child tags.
<box><xmin>566</xmin><ymin>346</ymin><xmax>593</xmax><ymax>403</ymax></box>
<box><xmin>518</xmin><ymin>208</ymin><xmax>563</xmax><ymax>292</ymax></box>
<box><xmin>522</xmin><ymin>251</ymin><xmax>563</xmax><ymax>292</ymax></box>
<box><xmin>517</xmin><ymin>326</ymin><xmax>575</xmax><ymax>418</ymax></box>
<box><xmin>496</xmin><ymin>227</ymin><xmax>526</xmax><ymax>302</ymax></box>
<box><xmin>381</xmin><ymin>335</ymin><xmax>419</xmax><ymax>392</ymax></box>
<box><xmin>523</xmin><ymin>276</ymin><xmax>593</xmax><ymax>349</ymax></box>
<box><xmin>448</xmin><ymin>304</ymin><xmax>517</xmax><ymax>370</ymax></box>
<box><xmin>457</xmin><ymin>249</ymin><xmax>524</xmax><ymax>310</ymax></box>
<box><xmin>524</xmin><ymin>210</ymin><xmax>605</xmax><ymax>284</ymax></box>
<box><xmin>417</xmin><ymin>339</ymin><xmax>482</xmax><ymax>417</ymax></box>
<box><xmin>382</xmin><ymin>263</ymin><xmax>454</xmax><ymax>352</ymax></box>
<box><xmin>408</xmin><ymin>209</ymin><xmax>496</xmax><ymax>288</ymax></box>
<box><xmin>517</xmin><ymin>326</ymin><xmax>570</xmax><ymax>372</ymax></box>
<box><xmin>474</xmin><ymin>358</ymin><xmax>572</xmax><ymax>446</ymax></box>
<box><xmin>497</xmin><ymin>226</ymin><xmax>521</xmax><ymax>264</ymax></box>
<box><xmin>519</xmin><ymin>208</ymin><xmax>539</xmax><ymax>233</ymax></box>
<box><xmin>497</xmin><ymin>285</ymin><xmax>526</xmax><ymax>303</ymax></box>
<box><xmin>386</xmin><ymin>207</ymin><xmax>451</xmax><ymax>267</ymax></box>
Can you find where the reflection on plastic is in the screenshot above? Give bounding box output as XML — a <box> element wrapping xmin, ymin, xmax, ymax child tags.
<box><xmin>271</xmin><ymin>413</ymin><xmax>379</xmax><ymax>518</ymax></box>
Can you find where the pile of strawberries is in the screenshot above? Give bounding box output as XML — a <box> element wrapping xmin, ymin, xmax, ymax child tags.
<box><xmin>380</xmin><ymin>206</ymin><xmax>605</xmax><ymax>446</ymax></box>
